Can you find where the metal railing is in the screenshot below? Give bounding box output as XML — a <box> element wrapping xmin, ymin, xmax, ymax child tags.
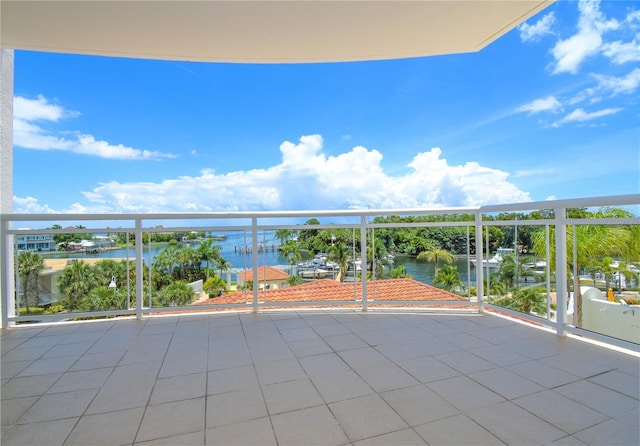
<box><xmin>2</xmin><ymin>194</ymin><xmax>639</xmax><ymax>351</ymax></box>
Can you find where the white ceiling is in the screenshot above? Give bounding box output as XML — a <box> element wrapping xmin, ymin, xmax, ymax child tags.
<box><xmin>1</xmin><ymin>1</ymin><xmax>553</xmax><ymax>63</ymax></box>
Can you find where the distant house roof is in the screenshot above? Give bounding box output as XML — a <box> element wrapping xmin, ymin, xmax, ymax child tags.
<box><xmin>238</xmin><ymin>266</ymin><xmax>290</xmax><ymax>282</ymax></box>
<box><xmin>199</xmin><ymin>278</ymin><xmax>466</xmax><ymax>306</ymax></box>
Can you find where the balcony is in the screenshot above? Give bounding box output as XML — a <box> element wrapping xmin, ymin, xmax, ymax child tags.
<box><xmin>1</xmin><ymin>309</ymin><xmax>638</xmax><ymax>445</ymax></box>
<box><xmin>1</xmin><ymin>195</ymin><xmax>639</xmax><ymax>445</ymax></box>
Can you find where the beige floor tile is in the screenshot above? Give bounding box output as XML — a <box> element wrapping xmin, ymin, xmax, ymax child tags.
<box><xmin>1</xmin><ymin>396</ymin><xmax>38</xmax><ymax>429</ymax></box>
<box><xmin>0</xmin><ymin>360</ymin><xmax>32</xmax><ymax>379</ymax></box>
<box><xmin>467</xmin><ymin>401</ymin><xmax>566</xmax><ymax>445</ymax></box>
<box><xmin>207</xmin><ymin>365</ymin><xmax>259</xmax><ymax>395</ymax></box>
<box><xmin>206</xmin><ymin>416</ymin><xmax>277</xmax><ymax>446</ymax></box>
<box><xmin>574</xmin><ymin>417</ymin><xmax>640</xmax><ymax>446</ymax></box>
<box><xmin>353</xmin><ymin>428</ymin><xmax>427</xmax><ymax>445</ymax></box>
<box><xmin>68</xmin><ymin>350</ymin><xmax>125</xmax><ymax>371</ymax></box>
<box><xmin>272</xmin><ymin>405</ymin><xmax>348</xmax><ymax>446</ymax></box>
<box><xmin>136</xmin><ymin>430</ymin><xmax>204</xmax><ymax>445</ymax></box>
<box><xmin>380</xmin><ymin>385</ymin><xmax>459</xmax><ymax>427</ymax></box>
<box><xmin>356</xmin><ymin>361</ymin><xmax>419</xmax><ymax>393</ymax></box>
<box><xmin>65</xmin><ymin>407</ymin><xmax>144</xmax><ymax>445</ymax></box>
<box><xmin>136</xmin><ymin>397</ymin><xmax>205</xmax><ymax>443</ymax></box>
<box><xmin>329</xmin><ymin>394</ymin><xmax>408</xmax><ymax>442</ymax></box>
<box><xmin>263</xmin><ymin>378</ymin><xmax>324</xmax><ymax>415</ymax></box>
<box><xmin>17</xmin><ymin>356</ymin><xmax>78</xmax><ymax>377</ymax></box>
<box><xmin>42</xmin><ymin>342</ymin><xmax>94</xmax><ymax>359</ymax></box>
<box><xmin>469</xmin><ymin>367</ymin><xmax>545</xmax><ymax>399</ymax></box>
<box><xmin>47</xmin><ymin>368</ymin><xmax>112</xmax><ymax>394</ymax></box>
<box><xmin>2</xmin><ymin>418</ymin><xmax>77</xmax><ymax>446</ymax></box>
<box><xmin>472</xmin><ymin>343</ymin><xmax>530</xmax><ymax>366</ymax></box>
<box><xmin>427</xmin><ymin>375</ymin><xmax>505</xmax><ymax>411</ymax></box>
<box><xmin>298</xmin><ymin>352</ymin><xmax>351</xmax><ymax>377</ymax></box>
<box><xmin>208</xmin><ymin>346</ymin><xmax>252</xmax><ymax>370</ymax></box>
<box><xmin>149</xmin><ymin>372</ymin><xmax>206</xmax><ymax>405</ymax></box>
<box><xmin>338</xmin><ymin>346</ymin><xmax>389</xmax><ymax>369</ymax></box>
<box><xmin>1</xmin><ymin>373</ymin><xmax>61</xmax><ymax>399</ymax></box>
<box><xmin>514</xmin><ymin>390</ymin><xmax>610</xmax><ymax>434</ymax></box>
<box><xmin>86</xmin><ymin>377</ymin><xmax>154</xmax><ymax>415</ymax></box>
<box><xmin>205</xmin><ymin>386</ymin><xmax>267</xmax><ymax>429</ymax></box>
<box><xmin>507</xmin><ymin>360</ymin><xmax>581</xmax><ymax>388</ymax></box>
<box><xmin>435</xmin><ymin>350</ymin><xmax>497</xmax><ymax>374</ymax></box>
<box><xmin>414</xmin><ymin>414</ymin><xmax>505</xmax><ymax>446</ymax></box>
<box><xmin>555</xmin><ymin>379</ymin><xmax>639</xmax><ymax>418</ymax></box>
<box><xmin>18</xmin><ymin>388</ymin><xmax>98</xmax><ymax>424</ymax></box>
<box><xmin>286</xmin><ymin>337</ymin><xmax>333</xmax><ymax>358</ymax></box>
<box><xmin>588</xmin><ymin>369</ymin><xmax>640</xmax><ymax>399</ymax></box>
<box><xmin>323</xmin><ymin>333</ymin><xmax>369</xmax><ymax>352</ymax></box>
<box><xmin>310</xmin><ymin>369</ymin><xmax>374</xmax><ymax>403</ymax></box>
<box><xmin>254</xmin><ymin>358</ymin><xmax>306</xmax><ymax>385</ymax></box>
<box><xmin>397</xmin><ymin>356</ymin><xmax>460</xmax><ymax>383</ymax></box>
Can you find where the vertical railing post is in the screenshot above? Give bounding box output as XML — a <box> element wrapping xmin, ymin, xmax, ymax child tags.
<box><xmin>360</xmin><ymin>215</ymin><xmax>368</xmax><ymax>311</ymax></box>
<box><xmin>475</xmin><ymin>212</ymin><xmax>484</xmax><ymax>313</ymax></box>
<box><xmin>252</xmin><ymin>217</ymin><xmax>259</xmax><ymax>313</ymax></box>
<box><xmin>555</xmin><ymin>208</ymin><xmax>567</xmax><ymax>336</ymax></box>
<box><xmin>135</xmin><ymin>219</ymin><xmax>144</xmax><ymax>320</ymax></box>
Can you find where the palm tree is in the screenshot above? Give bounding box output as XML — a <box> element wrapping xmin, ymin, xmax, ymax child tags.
<box><xmin>389</xmin><ymin>265</ymin><xmax>412</xmax><ymax>279</ymax></box>
<box><xmin>158</xmin><ymin>281</ymin><xmax>194</xmax><ymax>306</ymax></box>
<box><xmin>494</xmin><ymin>287</ymin><xmax>547</xmax><ymax>316</ymax></box>
<box><xmin>433</xmin><ymin>263</ymin><xmax>463</xmax><ymax>292</ymax></box>
<box><xmin>57</xmin><ymin>260</ymin><xmax>98</xmax><ymax>310</ymax></box>
<box><xmin>280</xmin><ymin>240</ymin><xmax>302</xmax><ymax>275</ymax></box>
<box><xmin>329</xmin><ymin>242</ymin><xmax>350</xmax><ymax>281</ymax></box>
<box><xmin>275</xmin><ymin>229</ymin><xmax>294</xmax><ymax>246</ymax></box>
<box><xmin>17</xmin><ymin>251</ymin><xmax>45</xmax><ymax>313</ymax></box>
<box><xmin>532</xmin><ymin>207</ymin><xmax>633</xmax><ymax>327</ymax></box>
<box><xmin>417</xmin><ymin>247</ymin><xmax>455</xmax><ymax>274</ymax></box>
<box><xmin>198</xmin><ymin>239</ymin><xmax>222</xmax><ymax>280</ymax></box>
<box><xmin>204</xmin><ymin>275</ymin><xmax>227</xmax><ymax>297</ymax></box>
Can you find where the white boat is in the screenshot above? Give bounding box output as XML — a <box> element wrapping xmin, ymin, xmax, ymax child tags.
<box><xmin>523</xmin><ymin>260</ymin><xmax>547</xmax><ymax>275</ymax></box>
<box><xmin>470</xmin><ymin>247</ymin><xmax>514</xmax><ymax>269</ymax></box>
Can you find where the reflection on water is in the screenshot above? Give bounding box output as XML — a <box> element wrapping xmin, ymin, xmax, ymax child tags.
<box><xmin>45</xmin><ymin>230</ymin><xmax>476</xmax><ymax>287</ymax></box>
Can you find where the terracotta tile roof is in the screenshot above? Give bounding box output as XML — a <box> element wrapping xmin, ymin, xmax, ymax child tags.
<box><xmin>197</xmin><ymin>278</ymin><xmax>467</xmax><ymax>306</ymax></box>
<box><xmin>238</xmin><ymin>265</ymin><xmax>290</xmax><ymax>282</ymax></box>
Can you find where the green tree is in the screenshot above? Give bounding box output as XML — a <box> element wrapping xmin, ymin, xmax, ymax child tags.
<box><xmin>158</xmin><ymin>281</ymin><xmax>195</xmax><ymax>306</ymax></box>
<box><xmin>329</xmin><ymin>242</ymin><xmax>350</xmax><ymax>281</ymax></box>
<box><xmin>287</xmin><ymin>275</ymin><xmax>304</xmax><ymax>286</ymax></box>
<box><xmin>433</xmin><ymin>263</ymin><xmax>463</xmax><ymax>292</ymax></box>
<box><xmin>494</xmin><ymin>287</ymin><xmax>547</xmax><ymax>316</ymax></box>
<box><xmin>198</xmin><ymin>239</ymin><xmax>222</xmax><ymax>280</ymax></box>
<box><xmin>389</xmin><ymin>265</ymin><xmax>412</xmax><ymax>279</ymax></box>
<box><xmin>17</xmin><ymin>251</ymin><xmax>45</xmax><ymax>313</ymax></box>
<box><xmin>532</xmin><ymin>207</ymin><xmax>633</xmax><ymax>326</ymax></box>
<box><xmin>280</xmin><ymin>240</ymin><xmax>302</xmax><ymax>275</ymax></box>
<box><xmin>57</xmin><ymin>260</ymin><xmax>98</xmax><ymax>310</ymax></box>
<box><xmin>204</xmin><ymin>275</ymin><xmax>227</xmax><ymax>297</ymax></box>
<box><xmin>417</xmin><ymin>247</ymin><xmax>455</xmax><ymax>274</ymax></box>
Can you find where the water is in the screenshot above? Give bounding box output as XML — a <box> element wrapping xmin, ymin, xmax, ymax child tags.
<box><xmin>46</xmin><ymin>230</ymin><xmax>477</xmax><ymax>286</ymax></box>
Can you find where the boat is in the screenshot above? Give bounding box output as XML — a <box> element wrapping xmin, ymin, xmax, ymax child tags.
<box><xmin>523</xmin><ymin>259</ymin><xmax>547</xmax><ymax>275</ymax></box>
<box><xmin>470</xmin><ymin>247</ymin><xmax>514</xmax><ymax>269</ymax></box>
<box><xmin>212</xmin><ymin>234</ymin><xmax>227</xmax><ymax>241</ymax></box>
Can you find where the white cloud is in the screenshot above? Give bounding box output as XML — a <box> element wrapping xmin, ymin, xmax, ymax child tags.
<box><xmin>13</xmin><ymin>95</ymin><xmax>177</xmax><ymax>161</ymax></box>
<box><xmin>16</xmin><ymin>135</ymin><xmax>532</xmax><ymax>213</ymax></box>
<box><xmin>551</xmin><ymin>0</ymin><xmax>621</xmax><ymax>74</ymax></box>
<box><xmin>591</xmin><ymin>68</ymin><xmax>640</xmax><ymax>96</ymax></box>
<box><xmin>601</xmin><ymin>37</ymin><xmax>640</xmax><ymax>64</ymax></box>
<box><xmin>519</xmin><ymin>12</ymin><xmax>556</xmax><ymax>42</ymax></box>
<box><xmin>516</xmin><ymin>96</ymin><xmax>563</xmax><ymax>114</ymax></box>
<box><xmin>552</xmin><ymin>107</ymin><xmax>622</xmax><ymax>127</ymax></box>
<box><xmin>513</xmin><ymin>168</ymin><xmax>556</xmax><ymax>178</ymax></box>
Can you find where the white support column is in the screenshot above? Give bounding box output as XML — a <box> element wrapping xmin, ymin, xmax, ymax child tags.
<box><xmin>360</xmin><ymin>216</ymin><xmax>367</xmax><ymax>311</ymax></box>
<box><xmin>251</xmin><ymin>217</ymin><xmax>259</xmax><ymax>313</ymax></box>
<box><xmin>0</xmin><ymin>49</ymin><xmax>15</xmax><ymax>328</ymax></box>
<box><xmin>135</xmin><ymin>219</ymin><xmax>144</xmax><ymax>320</ymax></box>
<box><xmin>555</xmin><ymin>208</ymin><xmax>567</xmax><ymax>336</ymax></box>
<box><xmin>475</xmin><ymin>212</ymin><xmax>484</xmax><ymax>313</ymax></box>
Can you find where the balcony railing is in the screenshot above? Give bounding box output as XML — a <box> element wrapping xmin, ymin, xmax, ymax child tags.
<box><xmin>2</xmin><ymin>194</ymin><xmax>639</xmax><ymax>351</ymax></box>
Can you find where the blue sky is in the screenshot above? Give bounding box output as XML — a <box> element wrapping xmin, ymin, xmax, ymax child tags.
<box><xmin>12</xmin><ymin>0</ymin><xmax>640</xmax><ymax>214</ymax></box>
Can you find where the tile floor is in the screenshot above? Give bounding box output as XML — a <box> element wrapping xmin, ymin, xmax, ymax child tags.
<box><xmin>1</xmin><ymin>310</ymin><xmax>638</xmax><ymax>445</ymax></box>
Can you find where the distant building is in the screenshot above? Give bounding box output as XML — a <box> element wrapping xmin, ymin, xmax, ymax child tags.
<box><xmin>16</xmin><ymin>233</ymin><xmax>56</xmax><ymax>252</ymax></box>
<box><xmin>237</xmin><ymin>266</ymin><xmax>290</xmax><ymax>290</ymax></box>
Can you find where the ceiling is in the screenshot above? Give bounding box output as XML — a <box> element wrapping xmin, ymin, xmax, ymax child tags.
<box><xmin>1</xmin><ymin>1</ymin><xmax>553</xmax><ymax>63</ymax></box>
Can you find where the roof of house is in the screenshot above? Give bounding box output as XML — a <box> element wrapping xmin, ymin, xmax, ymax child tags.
<box><xmin>238</xmin><ymin>266</ymin><xmax>290</xmax><ymax>282</ymax></box>
<box><xmin>199</xmin><ymin>278</ymin><xmax>467</xmax><ymax>306</ymax></box>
